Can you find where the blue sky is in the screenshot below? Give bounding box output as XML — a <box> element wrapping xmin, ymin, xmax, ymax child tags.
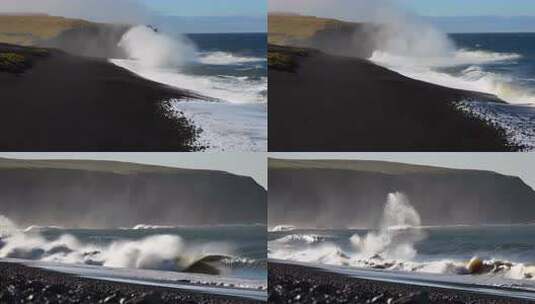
<box><xmin>396</xmin><ymin>0</ymin><xmax>535</xmax><ymax>17</ymax></box>
<box><xmin>142</xmin><ymin>0</ymin><xmax>266</xmax><ymax>17</ymax></box>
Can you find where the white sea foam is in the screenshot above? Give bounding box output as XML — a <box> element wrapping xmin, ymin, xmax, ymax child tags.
<box><xmin>109</xmin><ymin>60</ymin><xmax>267</xmax><ymax>151</ymax></box>
<box><xmin>111</xmin><ymin>28</ymin><xmax>267</xmax><ymax>152</ymax></box>
<box><xmin>371</xmin><ymin>49</ymin><xmax>521</xmax><ymax>69</ymax></box>
<box><xmin>350</xmin><ymin>192</ymin><xmax>425</xmax><ymax>261</ymax></box>
<box><xmin>118</xmin><ymin>25</ymin><xmax>197</xmax><ymax>68</ymax></box>
<box><xmin>126</xmin><ymin>224</ymin><xmax>177</xmax><ymax>230</ymax></box>
<box><xmin>0</xmin><ymin>218</ymin><xmax>235</xmax><ymax>273</ymax></box>
<box><xmin>454</xmin><ymin>100</ymin><xmax>535</xmax><ymax>150</ymax></box>
<box><xmin>371</xmin><ymin>49</ymin><xmax>535</xmax><ymax>105</ymax></box>
<box><xmin>198</xmin><ymin>52</ymin><xmax>265</xmax><ymax>65</ymax></box>
<box><xmin>268</xmin><ymin>194</ymin><xmax>535</xmax><ymax>282</ymax></box>
<box><xmin>270</xmin><ymin>225</ymin><xmax>297</xmax><ymax>232</ymax></box>
<box><xmin>276</xmin><ymin>234</ymin><xmax>326</xmax><ymax>244</ymax></box>
<box><xmin>0</xmin><ymin>215</ymin><xmax>17</xmax><ymax>237</ymax></box>
<box><xmin>110</xmin><ymin>59</ymin><xmax>266</xmax><ymax>104</ymax></box>
<box><xmin>171</xmin><ymin>99</ymin><xmax>267</xmax><ymax>152</ymax></box>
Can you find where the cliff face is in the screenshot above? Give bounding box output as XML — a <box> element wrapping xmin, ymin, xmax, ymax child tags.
<box><xmin>39</xmin><ymin>24</ymin><xmax>129</xmax><ymax>59</ymax></box>
<box><xmin>0</xmin><ymin>158</ymin><xmax>266</xmax><ymax>228</ymax></box>
<box><xmin>269</xmin><ymin>159</ymin><xmax>535</xmax><ymax>228</ymax></box>
<box><xmin>0</xmin><ymin>15</ymin><xmax>129</xmax><ymax>58</ymax></box>
<box><xmin>268</xmin><ymin>14</ymin><xmax>377</xmax><ymax>58</ymax></box>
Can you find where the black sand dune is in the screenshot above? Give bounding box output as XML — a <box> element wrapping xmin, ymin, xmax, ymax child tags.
<box><xmin>268</xmin><ymin>45</ymin><xmax>514</xmax><ymax>152</ymax></box>
<box><xmin>269</xmin><ymin>262</ymin><xmax>533</xmax><ymax>304</ymax></box>
<box><xmin>0</xmin><ymin>262</ymin><xmax>261</xmax><ymax>304</ymax></box>
<box><xmin>0</xmin><ymin>43</ymin><xmax>203</xmax><ymax>151</ymax></box>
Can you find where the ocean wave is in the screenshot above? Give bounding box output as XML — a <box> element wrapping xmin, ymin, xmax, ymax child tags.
<box><xmin>0</xmin><ymin>230</ymin><xmax>246</xmax><ymax>275</ymax></box>
<box><xmin>370</xmin><ymin>49</ymin><xmax>521</xmax><ymax>69</ymax></box>
<box><xmin>121</xmin><ymin>224</ymin><xmax>178</xmax><ymax>230</ymax></box>
<box><xmin>110</xmin><ymin>59</ymin><xmax>267</xmax><ymax>104</ymax></box>
<box><xmin>171</xmin><ymin>99</ymin><xmax>267</xmax><ymax>152</ymax></box>
<box><xmin>270</xmin><ymin>225</ymin><xmax>297</xmax><ymax>232</ymax></box>
<box><xmin>198</xmin><ymin>52</ymin><xmax>265</xmax><ymax>66</ymax></box>
<box><xmin>274</xmin><ymin>234</ymin><xmax>326</xmax><ymax>245</ymax></box>
<box><xmin>119</xmin><ymin>26</ymin><xmax>197</xmax><ymax>68</ymax></box>
<box><xmin>22</xmin><ymin>225</ymin><xmax>64</xmax><ymax>232</ymax></box>
<box><xmin>454</xmin><ymin>100</ymin><xmax>535</xmax><ymax>151</ymax></box>
<box><xmin>370</xmin><ymin>49</ymin><xmax>535</xmax><ymax>105</ymax></box>
<box><xmin>269</xmin><ymin>193</ymin><xmax>535</xmax><ymax>282</ymax></box>
<box><xmin>120</xmin><ymin>223</ymin><xmax>267</xmax><ymax>230</ymax></box>
<box><xmin>374</xmin><ymin>61</ymin><xmax>535</xmax><ymax>105</ymax></box>
<box><xmin>0</xmin><ymin>215</ymin><xmax>18</xmax><ymax>237</ymax></box>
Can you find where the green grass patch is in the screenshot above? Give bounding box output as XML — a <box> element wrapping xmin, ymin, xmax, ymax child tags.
<box><xmin>268</xmin><ymin>45</ymin><xmax>312</xmax><ymax>72</ymax></box>
<box><xmin>268</xmin><ymin>52</ymin><xmax>296</xmax><ymax>71</ymax></box>
<box><xmin>0</xmin><ymin>46</ymin><xmax>50</xmax><ymax>73</ymax></box>
<box><xmin>0</xmin><ymin>52</ymin><xmax>31</xmax><ymax>73</ymax></box>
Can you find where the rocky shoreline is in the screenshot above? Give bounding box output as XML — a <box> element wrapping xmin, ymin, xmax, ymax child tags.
<box><xmin>0</xmin><ymin>262</ymin><xmax>262</xmax><ymax>304</ymax></box>
<box><xmin>269</xmin><ymin>262</ymin><xmax>534</xmax><ymax>304</ymax></box>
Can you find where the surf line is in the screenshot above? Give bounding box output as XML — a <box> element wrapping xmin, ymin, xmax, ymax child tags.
<box><xmin>271</xmin><ymin>259</ymin><xmax>535</xmax><ymax>301</ymax></box>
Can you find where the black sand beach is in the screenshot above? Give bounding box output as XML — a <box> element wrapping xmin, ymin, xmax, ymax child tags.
<box><xmin>269</xmin><ymin>262</ymin><xmax>534</xmax><ymax>304</ymax></box>
<box><xmin>268</xmin><ymin>45</ymin><xmax>515</xmax><ymax>152</ymax></box>
<box><xmin>0</xmin><ymin>43</ymin><xmax>203</xmax><ymax>151</ymax></box>
<box><xmin>0</xmin><ymin>262</ymin><xmax>262</xmax><ymax>304</ymax></box>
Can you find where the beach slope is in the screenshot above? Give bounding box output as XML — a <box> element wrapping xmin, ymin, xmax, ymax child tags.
<box><xmin>0</xmin><ymin>43</ymin><xmax>202</xmax><ymax>151</ymax></box>
<box><xmin>268</xmin><ymin>45</ymin><xmax>512</xmax><ymax>151</ymax></box>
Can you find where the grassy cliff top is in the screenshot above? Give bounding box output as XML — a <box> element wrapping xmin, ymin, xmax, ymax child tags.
<box><xmin>268</xmin><ymin>14</ymin><xmax>357</xmax><ymax>45</ymax></box>
<box><xmin>0</xmin><ymin>157</ymin><xmax>210</xmax><ymax>175</ymax></box>
<box><xmin>0</xmin><ymin>14</ymin><xmax>103</xmax><ymax>45</ymax></box>
<box><xmin>269</xmin><ymin>158</ymin><xmax>502</xmax><ymax>176</ymax></box>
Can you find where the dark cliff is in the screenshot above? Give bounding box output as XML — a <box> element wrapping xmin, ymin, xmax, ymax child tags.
<box><xmin>269</xmin><ymin>159</ymin><xmax>535</xmax><ymax>228</ymax></box>
<box><xmin>0</xmin><ymin>15</ymin><xmax>129</xmax><ymax>59</ymax></box>
<box><xmin>0</xmin><ymin>158</ymin><xmax>266</xmax><ymax>228</ymax></box>
<box><xmin>39</xmin><ymin>24</ymin><xmax>129</xmax><ymax>59</ymax></box>
<box><xmin>268</xmin><ymin>14</ymin><xmax>377</xmax><ymax>59</ymax></box>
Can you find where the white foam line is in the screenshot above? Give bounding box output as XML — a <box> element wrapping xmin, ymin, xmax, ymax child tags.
<box><xmin>198</xmin><ymin>52</ymin><xmax>266</xmax><ymax>66</ymax></box>
<box><xmin>2</xmin><ymin>258</ymin><xmax>267</xmax><ymax>301</ymax></box>
<box><xmin>455</xmin><ymin>100</ymin><xmax>535</xmax><ymax>151</ymax></box>
<box><xmin>271</xmin><ymin>259</ymin><xmax>535</xmax><ymax>301</ymax></box>
<box><xmin>172</xmin><ymin>99</ymin><xmax>267</xmax><ymax>152</ymax></box>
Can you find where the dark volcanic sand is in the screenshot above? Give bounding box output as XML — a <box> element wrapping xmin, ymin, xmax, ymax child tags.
<box><xmin>0</xmin><ymin>43</ymin><xmax>203</xmax><ymax>151</ymax></box>
<box><xmin>268</xmin><ymin>45</ymin><xmax>515</xmax><ymax>152</ymax></box>
<box><xmin>0</xmin><ymin>262</ymin><xmax>262</xmax><ymax>304</ymax></box>
<box><xmin>269</xmin><ymin>262</ymin><xmax>534</xmax><ymax>304</ymax></box>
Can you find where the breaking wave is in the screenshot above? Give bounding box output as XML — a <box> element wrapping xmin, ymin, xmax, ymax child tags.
<box><xmin>276</xmin><ymin>234</ymin><xmax>326</xmax><ymax>245</ymax></box>
<box><xmin>0</xmin><ymin>216</ymin><xmax>260</xmax><ymax>275</ymax></box>
<box><xmin>198</xmin><ymin>52</ymin><xmax>265</xmax><ymax>66</ymax></box>
<box><xmin>270</xmin><ymin>225</ymin><xmax>297</xmax><ymax>232</ymax></box>
<box><xmin>371</xmin><ymin>49</ymin><xmax>535</xmax><ymax>105</ymax></box>
<box><xmin>118</xmin><ymin>25</ymin><xmax>197</xmax><ymax>68</ymax></box>
<box><xmin>111</xmin><ymin>28</ymin><xmax>267</xmax><ymax>152</ymax></box>
<box><xmin>268</xmin><ymin>193</ymin><xmax>535</xmax><ymax>282</ymax></box>
<box><xmin>0</xmin><ymin>232</ymin><xmax>237</xmax><ymax>274</ymax></box>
